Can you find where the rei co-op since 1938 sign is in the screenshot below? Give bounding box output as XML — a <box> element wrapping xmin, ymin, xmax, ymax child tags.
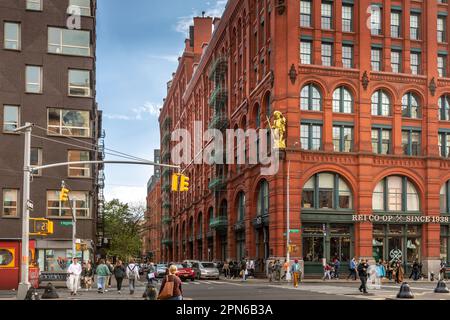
<box><xmin>352</xmin><ymin>215</ymin><xmax>449</xmax><ymax>224</ymax></box>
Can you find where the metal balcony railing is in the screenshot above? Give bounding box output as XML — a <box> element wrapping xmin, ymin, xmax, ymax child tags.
<box><xmin>208</xmin><ymin>56</ymin><xmax>228</xmax><ymax>80</ymax></box>
<box><xmin>161</xmin><ymin>132</ymin><xmax>171</xmax><ymax>145</ymax></box>
<box><xmin>162</xmin><ymin>239</ymin><xmax>173</xmax><ymax>246</ymax></box>
<box><xmin>208</xmin><ymin>114</ymin><xmax>229</xmax><ymax>130</ymax></box>
<box><xmin>210</xmin><ymin>216</ymin><xmax>228</xmax><ymax>230</ymax></box>
<box><xmin>208</xmin><ymin>176</ymin><xmax>226</xmax><ymax>191</ymax></box>
<box><xmin>162</xmin><ymin>117</ymin><xmax>172</xmax><ymax>130</ymax></box>
<box><xmin>162</xmin><ymin>215</ymin><xmax>172</xmax><ymax>224</ymax></box>
<box><xmin>162</xmin><ymin>183</ymin><xmax>171</xmax><ymax>193</ymax></box>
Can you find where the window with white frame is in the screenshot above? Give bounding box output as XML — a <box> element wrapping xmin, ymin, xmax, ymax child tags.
<box><xmin>371</xmin><ymin>90</ymin><xmax>391</xmax><ymax>116</ymax></box>
<box><xmin>321</xmin><ymin>42</ymin><xmax>333</xmax><ymax>66</ymax></box>
<box><xmin>48</xmin><ymin>27</ymin><xmax>90</xmax><ymax>56</ymax></box>
<box><xmin>68</xmin><ymin>69</ymin><xmax>91</xmax><ymax>97</ymax></box>
<box><xmin>4</xmin><ymin>22</ymin><xmax>20</xmax><ymax>50</ymax></box>
<box><xmin>26</xmin><ymin>0</ymin><xmax>42</xmax><ymax>11</ymax></box>
<box><xmin>438</xmin><ymin>16</ymin><xmax>447</xmax><ymax>43</ymax></box>
<box><xmin>300</xmin><ymin>40</ymin><xmax>312</xmax><ymax>64</ymax></box>
<box><xmin>3</xmin><ymin>189</ymin><xmax>18</xmax><ymax>217</ymax></box>
<box><xmin>438</xmin><ymin>55</ymin><xmax>447</xmax><ymax>77</ymax></box>
<box><xmin>342</xmin><ymin>45</ymin><xmax>353</xmax><ymax>68</ymax></box>
<box><xmin>68</xmin><ymin>150</ymin><xmax>91</xmax><ymax>178</ymax></box>
<box><xmin>321</xmin><ymin>2</ymin><xmax>333</xmax><ymax>30</ymax></box>
<box><xmin>371</xmin><ymin>48</ymin><xmax>382</xmax><ymax>71</ymax></box>
<box><xmin>301</xmin><ymin>123</ymin><xmax>322</xmax><ymax>151</ymax></box>
<box><xmin>370</xmin><ymin>6</ymin><xmax>382</xmax><ymax>35</ymax></box>
<box><xmin>410</xmin><ymin>52</ymin><xmax>421</xmax><ymax>75</ymax></box>
<box><xmin>391</xmin><ymin>50</ymin><xmax>401</xmax><ymax>73</ymax></box>
<box><xmin>301</xmin><ymin>84</ymin><xmax>322</xmax><ymax>111</ymax></box>
<box><xmin>410</xmin><ymin>14</ymin><xmax>420</xmax><ymax>40</ymax></box>
<box><xmin>68</xmin><ymin>0</ymin><xmax>91</xmax><ymax>17</ymax></box>
<box><xmin>333</xmin><ymin>87</ymin><xmax>353</xmax><ymax>113</ymax></box>
<box><xmin>3</xmin><ymin>105</ymin><xmax>19</xmax><ymax>133</ymax></box>
<box><xmin>26</xmin><ymin>66</ymin><xmax>42</xmax><ymax>93</ymax></box>
<box><xmin>47</xmin><ymin>108</ymin><xmax>90</xmax><ymax>137</ymax></box>
<box><xmin>47</xmin><ymin>190</ymin><xmax>90</xmax><ymax>218</ymax></box>
<box><xmin>391</xmin><ymin>11</ymin><xmax>401</xmax><ymax>38</ymax></box>
<box><xmin>300</xmin><ymin>0</ymin><xmax>312</xmax><ymax>27</ymax></box>
<box><xmin>342</xmin><ymin>5</ymin><xmax>353</xmax><ymax>32</ymax></box>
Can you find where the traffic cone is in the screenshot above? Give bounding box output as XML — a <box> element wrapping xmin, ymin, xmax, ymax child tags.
<box><xmin>41</xmin><ymin>283</ymin><xmax>59</xmax><ymax>299</ymax></box>
<box><xmin>434</xmin><ymin>280</ymin><xmax>450</xmax><ymax>293</ymax></box>
<box><xmin>396</xmin><ymin>282</ymin><xmax>414</xmax><ymax>299</ymax></box>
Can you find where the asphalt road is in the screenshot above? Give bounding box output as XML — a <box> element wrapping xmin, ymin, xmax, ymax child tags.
<box><xmin>2</xmin><ymin>278</ymin><xmax>450</xmax><ymax>300</ymax></box>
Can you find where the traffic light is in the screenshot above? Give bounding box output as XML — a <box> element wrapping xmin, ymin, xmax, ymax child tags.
<box><xmin>60</xmin><ymin>187</ymin><xmax>70</xmax><ymax>202</ymax></box>
<box><xmin>30</xmin><ymin>218</ymin><xmax>54</xmax><ymax>236</ymax></box>
<box><xmin>171</xmin><ymin>173</ymin><xmax>180</xmax><ymax>192</ymax></box>
<box><xmin>179</xmin><ymin>175</ymin><xmax>190</xmax><ymax>192</ymax></box>
<box><xmin>171</xmin><ymin>173</ymin><xmax>190</xmax><ymax>192</ymax></box>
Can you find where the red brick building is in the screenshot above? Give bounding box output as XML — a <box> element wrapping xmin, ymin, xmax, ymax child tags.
<box><xmin>158</xmin><ymin>0</ymin><xmax>450</xmax><ymax>275</ymax></box>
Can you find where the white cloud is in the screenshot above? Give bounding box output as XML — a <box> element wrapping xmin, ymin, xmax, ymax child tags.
<box><xmin>105</xmin><ymin>186</ymin><xmax>147</xmax><ymax>205</ymax></box>
<box><xmin>175</xmin><ymin>0</ymin><xmax>228</xmax><ymax>36</ymax></box>
<box><xmin>104</xmin><ymin>102</ymin><xmax>162</xmax><ymax>121</ymax></box>
<box><xmin>147</xmin><ymin>54</ymin><xmax>180</xmax><ymax>63</ymax></box>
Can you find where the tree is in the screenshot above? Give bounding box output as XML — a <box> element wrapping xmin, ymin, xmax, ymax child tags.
<box><xmin>103</xmin><ymin>199</ymin><xmax>146</xmax><ymax>261</ymax></box>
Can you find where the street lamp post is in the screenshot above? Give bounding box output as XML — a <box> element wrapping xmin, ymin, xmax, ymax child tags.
<box><xmin>286</xmin><ymin>160</ymin><xmax>292</xmax><ymax>281</ymax></box>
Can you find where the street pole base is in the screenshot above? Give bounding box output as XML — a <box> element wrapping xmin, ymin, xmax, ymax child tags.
<box><xmin>17</xmin><ymin>283</ymin><xmax>31</xmax><ymax>300</ymax></box>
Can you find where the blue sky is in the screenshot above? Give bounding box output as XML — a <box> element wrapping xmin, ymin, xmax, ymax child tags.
<box><xmin>96</xmin><ymin>0</ymin><xmax>227</xmax><ymax>204</ymax></box>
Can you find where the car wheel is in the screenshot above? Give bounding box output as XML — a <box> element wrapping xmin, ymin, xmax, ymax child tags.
<box><xmin>191</xmin><ymin>277</ymin><xmax>195</xmax><ymax>282</ymax></box>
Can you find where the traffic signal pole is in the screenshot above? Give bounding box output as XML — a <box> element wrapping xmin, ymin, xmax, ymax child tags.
<box><xmin>13</xmin><ymin>123</ymin><xmax>181</xmax><ymax>299</ymax></box>
<box><xmin>16</xmin><ymin>123</ymin><xmax>33</xmax><ymax>300</ymax></box>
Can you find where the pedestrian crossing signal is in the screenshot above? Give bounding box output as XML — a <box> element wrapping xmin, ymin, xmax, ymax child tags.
<box><xmin>59</xmin><ymin>187</ymin><xmax>70</xmax><ymax>202</ymax></box>
<box><xmin>30</xmin><ymin>218</ymin><xmax>54</xmax><ymax>236</ymax></box>
<box><xmin>171</xmin><ymin>174</ymin><xmax>190</xmax><ymax>192</ymax></box>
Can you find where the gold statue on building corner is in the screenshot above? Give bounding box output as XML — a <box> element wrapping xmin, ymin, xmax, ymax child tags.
<box><xmin>267</xmin><ymin>111</ymin><xmax>287</xmax><ymax>150</ymax></box>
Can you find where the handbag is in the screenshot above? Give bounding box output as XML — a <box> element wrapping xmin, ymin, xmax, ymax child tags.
<box><xmin>158</xmin><ymin>276</ymin><xmax>174</xmax><ymax>300</ymax></box>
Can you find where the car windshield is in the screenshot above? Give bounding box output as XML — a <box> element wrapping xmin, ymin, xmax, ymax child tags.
<box><xmin>201</xmin><ymin>263</ymin><xmax>215</xmax><ymax>268</ymax></box>
<box><xmin>157</xmin><ymin>265</ymin><xmax>166</xmax><ymax>268</ymax></box>
<box><xmin>175</xmin><ymin>264</ymin><xmax>184</xmax><ymax>269</ymax></box>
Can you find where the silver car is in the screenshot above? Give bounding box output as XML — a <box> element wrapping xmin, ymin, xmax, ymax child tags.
<box><xmin>196</xmin><ymin>262</ymin><xmax>220</xmax><ymax>280</ymax></box>
<box><xmin>156</xmin><ymin>264</ymin><xmax>168</xmax><ymax>278</ymax></box>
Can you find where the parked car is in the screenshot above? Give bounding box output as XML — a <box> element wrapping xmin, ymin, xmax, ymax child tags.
<box><xmin>191</xmin><ymin>262</ymin><xmax>220</xmax><ymax>280</ymax></box>
<box><xmin>174</xmin><ymin>263</ymin><xmax>196</xmax><ymax>281</ymax></box>
<box><xmin>156</xmin><ymin>264</ymin><xmax>168</xmax><ymax>278</ymax></box>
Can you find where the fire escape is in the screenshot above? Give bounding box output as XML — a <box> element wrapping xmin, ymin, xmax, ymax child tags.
<box><xmin>208</xmin><ymin>55</ymin><xmax>229</xmax><ymax>235</ymax></box>
<box><xmin>96</xmin><ymin>129</ymin><xmax>106</xmax><ymax>250</ymax></box>
<box><xmin>161</xmin><ymin>116</ymin><xmax>173</xmax><ymax>257</ymax></box>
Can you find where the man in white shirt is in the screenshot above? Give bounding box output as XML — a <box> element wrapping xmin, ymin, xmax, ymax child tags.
<box><xmin>67</xmin><ymin>258</ymin><xmax>82</xmax><ymax>296</ymax></box>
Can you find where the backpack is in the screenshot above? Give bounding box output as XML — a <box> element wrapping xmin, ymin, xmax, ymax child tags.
<box><xmin>128</xmin><ymin>265</ymin><xmax>138</xmax><ymax>279</ymax></box>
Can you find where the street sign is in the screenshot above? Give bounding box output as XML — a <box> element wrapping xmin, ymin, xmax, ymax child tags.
<box><xmin>27</xmin><ymin>200</ymin><xmax>34</xmax><ymax>211</ymax></box>
<box><xmin>290</xmin><ymin>229</ymin><xmax>300</xmax><ymax>233</ymax></box>
<box><xmin>60</xmin><ymin>221</ymin><xmax>73</xmax><ymax>227</ymax></box>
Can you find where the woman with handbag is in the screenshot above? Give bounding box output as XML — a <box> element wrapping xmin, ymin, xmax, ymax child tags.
<box><xmin>158</xmin><ymin>265</ymin><xmax>183</xmax><ymax>301</ymax></box>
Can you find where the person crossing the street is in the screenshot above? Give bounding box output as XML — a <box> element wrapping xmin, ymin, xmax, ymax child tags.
<box><xmin>347</xmin><ymin>257</ymin><xmax>357</xmax><ymax>281</ymax></box>
<box><xmin>290</xmin><ymin>259</ymin><xmax>302</xmax><ymax>288</ymax></box>
<box><xmin>67</xmin><ymin>258</ymin><xmax>82</xmax><ymax>296</ymax></box>
<box><xmin>126</xmin><ymin>258</ymin><xmax>140</xmax><ymax>295</ymax></box>
<box><xmin>95</xmin><ymin>259</ymin><xmax>111</xmax><ymax>294</ymax></box>
<box><xmin>357</xmin><ymin>259</ymin><xmax>369</xmax><ymax>294</ymax></box>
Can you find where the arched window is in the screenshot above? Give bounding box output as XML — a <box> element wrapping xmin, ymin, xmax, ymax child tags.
<box><xmin>302</xmin><ymin>173</ymin><xmax>353</xmax><ymax>210</ymax></box>
<box><xmin>440</xmin><ymin>182</ymin><xmax>450</xmax><ymax>214</ymax></box>
<box><xmin>301</xmin><ymin>84</ymin><xmax>322</xmax><ymax>111</ymax></box>
<box><xmin>373</xmin><ymin>176</ymin><xmax>420</xmax><ymax>212</ymax></box>
<box><xmin>402</xmin><ymin>92</ymin><xmax>420</xmax><ymax>118</ymax></box>
<box><xmin>236</xmin><ymin>191</ymin><xmax>246</xmax><ymax>221</ymax></box>
<box><xmin>257</xmin><ymin>180</ymin><xmax>269</xmax><ymax>216</ymax></box>
<box><xmin>439</xmin><ymin>94</ymin><xmax>450</xmax><ymax>121</ymax></box>
<box><xmin>371</xmin><ymin>90</ymin><xmax>391</xmax><ymax>116</ymax></box>
<box><xmin>333</xmin><ymin>87</ymin><xmax>353</xmax><ymax>113</ymax></box>
<box><xmin>197</xmin><ymin>213</ymin><xmax>203</xmax><ymax>237</ymax></box>
<box><xmin>255</xmin><ymin>104</ymin><xmax>261</xmax><ymax>128</ymax></box>
<box><xmin>219</xmin><ymin>200</ymin><xmax>228</xmax><ymax>217</ymax></box>
<box><xmin>207</xmin><ymin>207</ymin><xmax>213</xmax><ymax>229</ymax></box>
<box><xmin>265</xmin><ymin>93</ymin><xmax>272</xmax><ymax>118</ymax></box>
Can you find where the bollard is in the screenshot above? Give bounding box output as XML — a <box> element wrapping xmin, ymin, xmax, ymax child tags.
<box><xmin>24</xmin><ymin>287</ymin><xmax>40</xmax><ymax>300</ymax></box>
<box><xmin>396</xmin><ymin>282</ymin><xmax>414</xmax><ymax>299</ymax></box>
<box><xmin>434</xmin><ymin>280</ymin><xmax>450</xmax><ymax>294</ymax></box>
<box><xmin>41</xmin><ymin>283</ymin><xmax>59</xmax><ymax>299</ymax></box>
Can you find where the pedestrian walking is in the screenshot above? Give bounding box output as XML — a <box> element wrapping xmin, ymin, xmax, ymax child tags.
<box><xmin>147</xmin><ymin>262</ymin><xmax>158</xmax><ymax>285</ymax></box>
<box><xmin>357</xmin><ymin>259</ymin><xmax>369</xmax><ymax>294</ymax></box>
<box><xmin>81</xmin><ymin>261</ymin><xmax>94</xmax><ymax>291</ymax></box>
<box><xmin>158</xmin><ymin>264</ymin><xmax>183</xmax><ymax>300</ymax></box>
<box><xmin>409</xmin><ymin>260</ymin><xmax>419</xmax><ymax>281</ymax></box>
<box><xmin>333</xmin><ymin>258</ymin><xmax>341</xmax><ymax>279</ymax></box>
<box><xmin>274</xmin><ymin>260</ymin><xmax>282</xmax><ymax>282</ymax></box>
<box><xmin>386</xmin><ymin>261</ymin><xmax>394</xmax><ymax>281</ymax></box>
<box><xmin>106</xmin><ymin>259</ymin><xmax>114</xmax><ymax>290</ymax></box>
<box><xmin>67</xmin><ymin>258</ymin><xmax>82</xmax><ymax>296</ymax></box>
<box><xmin>249</xmin><ymin>260</ymin><xmax>255</xmax><ymax>278</ymax></box>
<box><xmin>240</xmin><ymin>259</ymin><xmax>248</xmax><ymax>281</ymax></box>
<box><xmin>113</xmin><ymin>260</ymin><xmax>126</xmax><ymax>294</ymax></box>
<box><xmin>347</xmin><ymin>257</ymin><xmax>357</xmax><ymax>280</ymax></box>
<box><xmin>394</xmin><ymin>261</ymin><xmax>404</xmax><ymax>284</ymax></box>
<box><xmin>440</xmin><ymin>260</ymin><xmax>448</xmax><ymax>280</ymax></box>
<box><xmin>268</xmin><ymin>261</ymin><xmax>274</xmax><ymax>282</ymax></box>
<box><xmin>290</xmin><ymin>259</ymin><xmax>302</xmax><ymax>288</ymax></box>
<box><xmin>223</xmin><ymin>261</ymin><xmax>230</xmax><ymax>279</ymax></box>
<box><xmin>281</xmin><ymin>259</ymin><xmax>289</xmax><ymax>280</ymax></box>
<box><xmin>126</xmin><ymin>258</ymin><xmax>140</xmax><ymax>295</ymax></box>
<box><xmin>322</xmin><ymin>264</ymin><xmax>332</xmax><ymax>280</ymax></box>
<box><xmin>95</xmin><ymin>259</ymin><xmax>111</xmax><ymax>294</ymax></box>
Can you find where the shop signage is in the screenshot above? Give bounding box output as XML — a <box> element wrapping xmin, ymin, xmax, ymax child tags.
<box><xmin>352</xmin><ymin>215</ymin><xmax>449</xmax><ymax>224</ymax></box>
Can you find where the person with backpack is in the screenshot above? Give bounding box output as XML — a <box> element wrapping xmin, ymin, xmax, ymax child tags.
<box><xmin>357</xmin><ymin>259</ymin><xmax>369</xmax><ymax>294</ymax></box>
<box><xmin>158</xmin><ymin>265</ymin><xmax>183</xmax><ymax>300</ymax></box>
<box><xmin>105</xmin><ymin>259</ymin><xmax>114</xmax><ymax>291</ymax></box>
<box><xmin>113</xmin><ymin>260</ymin><xmax>126</xmax><ymax>294</ymax></box>
<box><xmin>126</xmin><ymin>258</ymin><xmax>140</xmax><ymax>295</ymax></box>
<box><xmin>95</xmin><ymin>259</ymin><xmax>111</xmax><ymax>294</ymax></box>
<box><xmin>290</xmin><ymin>259</ymin><xmax>302</xmax><ymax>288</ymax></box>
